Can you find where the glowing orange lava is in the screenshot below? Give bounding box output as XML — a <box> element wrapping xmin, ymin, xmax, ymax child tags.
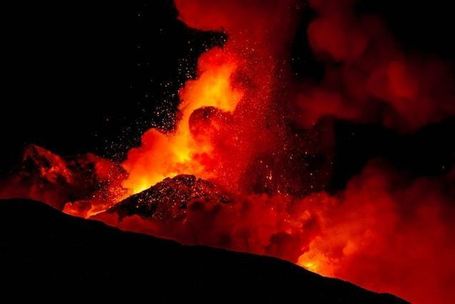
<box><xmin>122</xmin><ymin>48</ymin><xmax>243</xmax><ymax>194</ymax></box>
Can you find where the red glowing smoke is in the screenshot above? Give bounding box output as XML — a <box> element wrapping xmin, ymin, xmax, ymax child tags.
<box><xmin>297</xmin><ymin>163</ymin><xmax>455</xmax><ymax>304</ymax></box>
<box><xmin>298</xmin><ymin>0</ymin><xmax>455</xmax><ymax>131</ymax></box>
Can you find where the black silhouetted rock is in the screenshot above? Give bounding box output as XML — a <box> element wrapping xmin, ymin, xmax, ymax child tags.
<box><xmin>0</xmin><ymin>199</ymin><xmax>408</xmax><ymax>303</ymax></box>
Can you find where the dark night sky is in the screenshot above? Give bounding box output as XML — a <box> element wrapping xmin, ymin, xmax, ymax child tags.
<box><xmin>1</xmin><ymin>0</ymin><xmax>454</xmax><ymax>188</ymax></box>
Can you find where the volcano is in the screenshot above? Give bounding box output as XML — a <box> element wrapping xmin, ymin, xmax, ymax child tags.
<box><xmin>2</xmin><ymin>0</ymin><xmax>455</xmax><ymax>303</ymax></box>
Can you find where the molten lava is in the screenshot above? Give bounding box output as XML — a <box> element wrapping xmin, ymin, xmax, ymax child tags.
<box><xmin>123</xmin><ymin>48</ymin><xmax>243</xmax><ymax>194</ymax></box>
<box><xmin>1</xmin><ymin>1</ymin><xmax>454</xmax><ymax>303</ymax></box>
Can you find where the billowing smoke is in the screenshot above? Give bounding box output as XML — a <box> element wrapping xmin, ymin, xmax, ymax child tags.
<box><xmin>297</xmin><ymin>162</ymin><xmax>455</xmax><ymax>304</ymax></box>
<box><xmin>297</xmin><ymin>0</ymin><xmax>455</xmax><ymax>131</ymax></box>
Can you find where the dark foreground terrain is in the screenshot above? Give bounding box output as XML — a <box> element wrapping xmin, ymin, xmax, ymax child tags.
<box><xmin>0</xmin><ymin>199</ymin><xmax>407</xmax><ymax>303</ymax></box>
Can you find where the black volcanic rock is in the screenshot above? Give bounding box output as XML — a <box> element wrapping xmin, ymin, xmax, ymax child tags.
<box><xmin>0</xmin><ymin>199</ymin><xmax>407</xmax><ymax>303</ymax></box>
<box><xmin>108</xmin><ymin>174</ymin><xmax>232</xmax><ymax>220</ymax></box>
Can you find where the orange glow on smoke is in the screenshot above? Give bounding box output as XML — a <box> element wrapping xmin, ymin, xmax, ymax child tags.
<box><xmin>122</xmin><ymin>49</ymin><xmax>243</xmax><ymax>194</ymax></box>
<box><xmin>293</xmin><ymin>166</ymin><xmax>455</xmax><ymax>304</ymax></box>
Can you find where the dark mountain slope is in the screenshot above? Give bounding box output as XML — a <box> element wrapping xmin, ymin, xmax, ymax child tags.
<box><xmin>0</xmin><ymin>199</ymin><xmax>407</xmax><ymax>303</ymax></box>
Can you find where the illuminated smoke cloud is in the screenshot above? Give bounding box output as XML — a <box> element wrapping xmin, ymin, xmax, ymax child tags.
<box><xmin>297</xmin><ymin>0</ymin><xmax>455</xmax><ymax>131</ymax></box>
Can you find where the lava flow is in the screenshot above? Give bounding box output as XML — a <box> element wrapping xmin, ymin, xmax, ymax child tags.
<box><xmin>1</xmin><ymin>1</ymin><xmax>455</xmax><ymax>304</ymax></box>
